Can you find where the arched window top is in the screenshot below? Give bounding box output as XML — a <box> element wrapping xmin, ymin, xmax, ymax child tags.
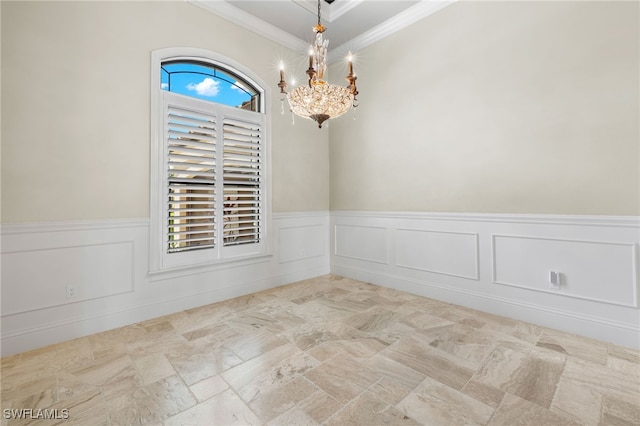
<box><xmin>161</xmin><ymin>60</ymin><xmax>262</xmax><ymax>112</ymax></box>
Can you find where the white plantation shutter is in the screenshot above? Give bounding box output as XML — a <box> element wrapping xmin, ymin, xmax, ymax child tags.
<box><xmin>166</xmin><ymin>101</ymin><xmax>217</xmax><ymax>254</ymax></box>
<box><xmin>222</xmin><ymin>117</ymin><xmax>262</xmax><ymax>247</ymax></box>
<box><xmin>160</xmin><ymin>92</ymin><xmax>266</xmax><ymax>268</ymax></box>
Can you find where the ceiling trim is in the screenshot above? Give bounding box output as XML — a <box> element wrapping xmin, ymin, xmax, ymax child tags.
<box><xmin>189</xmin><ymin>0</ymin><xmax>309</xmax><ymax>53</ymax></box>
<box><xmin>291</xmin><ymin>0</ymin><xmax>364</xmax><ymax>22</ymax></box>
<box><xmin>188</xmin><ymin>0</ymin><xmax>455</xmax><ymax>63</ymax></box>
<box><xmin>327</xmin><ymin>0</ymin><xmax>365</xmax><ymax>21</ymax></box>
<box><xmin>329</xmin><ymin>0</ymin><xmax>456</xmax><ymax>63</ymax></box>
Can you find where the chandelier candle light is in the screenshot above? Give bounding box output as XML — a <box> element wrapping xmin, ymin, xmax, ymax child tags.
<box><xmin>278</xmin><ymin>0</ymin><xmax>359</xmax><ymax>128</ymax></box>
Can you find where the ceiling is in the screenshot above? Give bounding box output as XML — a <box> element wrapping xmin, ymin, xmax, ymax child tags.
<box><xmin>189</xmin><ymin>0</ymin><xmax>455</xmax><ymax>62</ymax></box>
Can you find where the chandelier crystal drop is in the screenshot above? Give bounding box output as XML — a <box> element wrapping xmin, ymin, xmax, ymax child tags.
<box><xmin>277</xmin><ymin>0</ymin><xmax>359</xmax><ymax>129</ymax></box>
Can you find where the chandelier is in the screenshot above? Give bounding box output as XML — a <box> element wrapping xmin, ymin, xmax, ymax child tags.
<box><xmin>278</xmin><ymin>0</ymin><xmax>359</xmax><ymax>128</ymax></box>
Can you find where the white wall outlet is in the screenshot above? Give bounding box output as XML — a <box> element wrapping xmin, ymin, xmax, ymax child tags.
<box><xmin>66</xmin><ymin>285</ymin><xmax>76</xmax><ymax>299</ymax></box>
<box><xmin>549</xmin><ymin>271</ymin><xmax>561</xmax><ymax>289</ymax></box>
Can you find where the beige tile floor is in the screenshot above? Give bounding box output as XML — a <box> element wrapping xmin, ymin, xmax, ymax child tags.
<box><xmin>1</xmin><ymin>275</ymin><xmax>639</xmax><ymax>425</ymax></box>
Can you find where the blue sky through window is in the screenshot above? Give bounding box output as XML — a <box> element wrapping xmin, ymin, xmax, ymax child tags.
<box><xmin>161</xmin><ymin>62</ymin><xmax>257</xmax><ymax>109</ymax></box>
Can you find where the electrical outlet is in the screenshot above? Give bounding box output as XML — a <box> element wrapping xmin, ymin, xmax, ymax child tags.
<box><xmin>66</xmin><ymin>285</ymin><xmax>76</xmax><ymax>299</ymax></box>
<box><xmin>549</xmin><ymin>271</ymin><xmax>561</xmax><ymax>289</ymax></box>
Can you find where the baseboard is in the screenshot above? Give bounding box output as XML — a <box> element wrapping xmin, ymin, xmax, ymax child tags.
<box><xmin>332</xmin><ymin>265</ymin><xmax>640</xmax><ymax>349</ymax></box>
<box><xmin>0</xmin><ymin>266</ymin><xmax>329</xmax><ymax>356</ymax></box>
<box><xmin>331</xmin><ymin>211</ymin><xmax>640</xmax><ymax>349</ymax></box>
<box><xmin>1</xmin><ymin>212</ymin><xmax>330</xmax><ymax>356</ymax></box>
<box><xmin>3</xmin><ymin>210</ymin><xmax>638</xmax><ymax>354</ymax></box>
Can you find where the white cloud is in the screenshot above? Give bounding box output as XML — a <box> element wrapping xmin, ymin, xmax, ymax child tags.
<box><xmin>187</xmin><ymin>77</ymin><xmax>220</xmax><ymax>97</ymax></box>
<box><xmin>161</xmin><ymin>83</ymin><xmax>168</xmax><ymax>90</ymax></box>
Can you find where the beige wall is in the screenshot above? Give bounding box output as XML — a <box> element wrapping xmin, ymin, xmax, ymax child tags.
<box><xmin>3</xmin><ymin>1</ymin><xmax>638</xmax><ymax>222</ymax></box>
<box><xmin>329</xmin><ymin>1</ymin><xmax>639</xmax><ymax>215</ymax></box>
<box><xmin>1</xmin><ymin>1</ymin><xmax>329</xmax><ymax>223</ymax></box>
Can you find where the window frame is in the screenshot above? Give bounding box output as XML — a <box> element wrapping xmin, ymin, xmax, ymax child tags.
<box><xmin>150</xmin><ymin>47</ymin><xmax>271</xmax><ymax>275</ymax></box>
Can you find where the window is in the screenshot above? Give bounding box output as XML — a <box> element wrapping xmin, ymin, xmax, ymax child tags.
<box><xmin>161</xmin><ymin>61</ymin><xmax>260</xmax><ymax>110</ymax></box>
<box><xmin>150</xmin><ymin>48</ymin><xmax>270</xmax><ymax>273</ymax></box>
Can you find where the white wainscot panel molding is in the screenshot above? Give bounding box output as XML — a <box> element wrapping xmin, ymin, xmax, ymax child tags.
<box><xmin>0</xmin><ymin>212</ymin><xmax>330</xmax><ymax>356</ymax></box>
<box><xmin>330</xmin><ymin>211</ymin><xmax>640</xmax><ymax>349</ymax></box>
<box><xmin>396</xmin><ymin>229</ymin><xmax>479</xmax><ymax>280</ymax></box>
<box><xmin>2</xmin><ymin>242</ymin><xmax>134</xmax><ymax>315</ymax></box>
<box><xmin>1</xmin><ymin>220</ymin><xmax>145</xmax><ymax>318</ymax></box>
<box><xmin>493</xmin><ymin>235</ymin><xmax>638</xmax><ymax>307</ymax></box>
<box><xmin>279</xmin><ymin>225</ymin><xmax>325</xmax><ymax>264</ymax></box>
<box><xmin>334</xmin><ymin>224</ymin><xmax>387</xmax><ymax>264</ymax></box>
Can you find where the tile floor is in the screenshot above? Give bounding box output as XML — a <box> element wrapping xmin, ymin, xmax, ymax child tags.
<box><xmin>1</xmin><ymin>275</ymin><xmax>639</xmax><ymax>425</ymax></box>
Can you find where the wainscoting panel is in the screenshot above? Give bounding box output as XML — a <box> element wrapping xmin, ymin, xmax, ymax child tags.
<box><xmin>396</xmin><ymin>229</ymin><xmax>479</xmax><ymax>280</ymax></box>
<box><xmin>334</xmin><ymin>224</ymin><xmax>387</xmax><ymax>264</ymax></box>
<box><xmin>0</xmin><ymin>212</ymin><xmax>330</xmax><ymax>356</ymax></box>
<box><xmin>493</xmin><ymin>235</ymin><xmax>638</xmax><ymax>307</ymax></box>
<box><xmin>3</xmin><ymin>211</ymin><xmax>639</xmax><ymax>353</ymax></box>
<box><xmin>331</xmin><ymin>212</ymin><xmax>640</xmax><ymax>349</ymax></box>
<box><xmin>2</xmin><ymin>242</ymin><xmax>134</xmax><ymax>315</ymax></box>
<box><xmin>279</xmin><ymin>225</ymin><xmax>325</xmax><ymax>264</ymax></box>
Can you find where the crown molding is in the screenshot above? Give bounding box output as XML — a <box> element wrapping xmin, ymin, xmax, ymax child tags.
<box><xmin>188</xmin><ymin>0</ymin><xmax>455</xmax><ymax>63</ymax></box>
<box><xmin>329</xmin><ymin>0</ymin><xmax>456</xmax><ymax>62</ymax></box>
<box><xmin>188</xmin><ymin>0</ymin><xmax>309</xmax><ymax>53</ymax></box>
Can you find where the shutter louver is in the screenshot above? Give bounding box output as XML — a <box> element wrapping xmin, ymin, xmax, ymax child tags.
<box><xmin>167</xmin><ymin>106</ymin><xmax>217</xmax><ymax>253</ymax></box>
<box><xmin>222</xmin><ymin>117</ymin><xmax>262</xmax><ymax>247</ymax></box>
